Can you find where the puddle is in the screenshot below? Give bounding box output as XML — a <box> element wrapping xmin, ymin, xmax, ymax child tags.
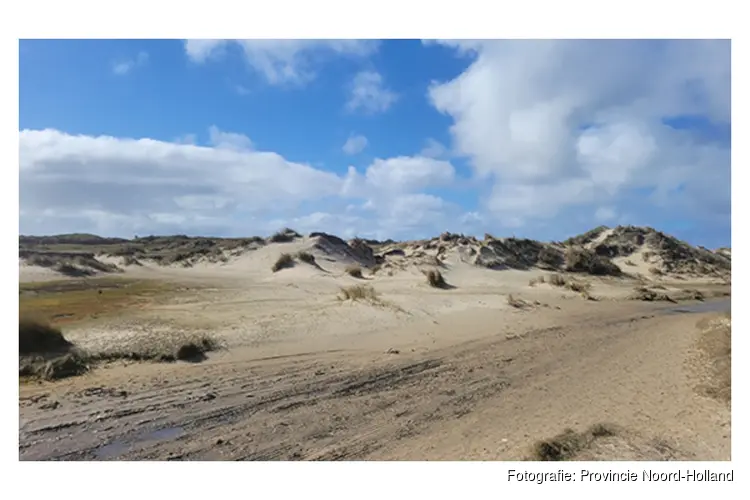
<box><xmin>663</xmin><ymin>299</ymin><xmax>731</xmax><ymax>315</ymax></box>
<box><xmin>94</xmin><ymin>425</ymin><xmax>185</xmax><ymax>459</ymax></box>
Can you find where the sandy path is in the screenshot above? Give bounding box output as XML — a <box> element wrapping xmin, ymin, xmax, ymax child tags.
<box><xmin>18</xmin><ymin>300</ymin><xmax>729</xmax><ymax>461</ymax></box>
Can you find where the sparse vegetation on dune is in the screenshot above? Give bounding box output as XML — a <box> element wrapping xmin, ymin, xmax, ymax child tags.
<box><xmin>529</xmin><ymin>273</ymin><xmax>594</xmax><ymax>299</ymax></box>
<box><xmin>649</xmin><ymin>266</ymin><xmax>664</xmax><ymax>276</ymax></box>
<box><xmin>21</xmin><ymin>225</ymin><xmax>729</xmax><ymax>283</ymax></box>
<box><xmin>345</xmin><ymin>264</ymin><xmax>364</xmax><ymax>278</ymax></box>
<box><xmin>548</xmin><ymin>273</ymin><xmax>567</xmax><ymax>287</ymax></box>
<box><xmin>530</xmin><ymin>423</ymin><xmax>620</xmax><ymax>461</ymax></box>
<box><xmin>19</xmin><ymin>317</ymin><xmax>220</xmax><ymax>381</ymax></box>
<box><xmin>564</xmin><ymin>247</ymin><xmax>622</xmax><ymax>276</ymax></box>
<box><xmin>338</xmin><ymin>284</ymin><xmax>378</xmax><ymax>302</ymax></box>
<box><xmin>507</xmin><ymin>294</ymin><xmax>529</xmax><ymax>309</ymax></box>
<box><xmin>269</xmin><ymin>228</ymin><xmax>301</xmax><ymax>243</ymax></box>
<box><xmin>528</xmin><ymin>275</ymin><xmax>544</xmax><ymax>286</ymax></box>
<box><xmin>296</xmin><ymin>251</ymin><xmax>316</xmax><ymax>265</ymax></box>
<box><xmin>423</xmin><ymin>268</ymin><xmax>449</xmax><ymax>289</ymax></box>
<box><xmin>272</xmin><ymin>253</ymin><xmax>295</xmax><ymax>272</ymax></box>
<box><xmin>628</xmin><ymin>286</ymin><xmax>675</xmax><ymax>302</ymax></box>
<box><xmin>93</xmin><ymin>334</ymin><xmax>220</xmax><ymax>364</ymax></box>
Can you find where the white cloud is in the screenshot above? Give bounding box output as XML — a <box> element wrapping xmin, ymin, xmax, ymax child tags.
<box><xmin>420</xmin><ymin>138</ymin><xmax>448</xmax><ymax>159</ymax></box>
<box><xmin>428</xmin><ymin>40</ymin><xmax>730</xmax><ymax>227</ymax></box>
<box><xmin>208</xmin><ymin>125</ymin><xmax>254</xmax><ymax>151</ymax></box>
<box><xmin>342</xmin><ymin>134</ymin><xmax>368</xmax><ymax>155</ymax></box>
<box><xmin>19</xmin><ymin>129</ymin><xmax>462</xmax><ymax>239</ymax></box>
<box><xmin>341</xmin><ymin>156</ymin><xmax>455</xmax><ymax>197</ymax></box>
<box><xmin>183</xmin><ymin>40</ymin><xmax>226</xmax><ymax>63</ymax></box>
<box><xmin>184</xmin><ymin>39</ymin><xmax>378</xmax><ymax>86</ymax></box>
<box><xmin>346</xmin><ymin>70</ymin><xmax>398</xmax><ymax>114</ymax></box>
<box><xmin>20</xmin><ymin>128</ymin><xmax>343</xmax><ymax>235</ymax></box>
<box><xmin>112</xmin><ymin>51</ymin><xmax>149</xmax><ymax>75</ymax></box>
<box><xmin>174</xmin><ymin>134</ymin><xmax>197</xmax><ymax>145</ymax></box>
<box><xmin>364</xmin><ymin>157</ymin><xmax>454</xmax><ymax>192</ymax></box>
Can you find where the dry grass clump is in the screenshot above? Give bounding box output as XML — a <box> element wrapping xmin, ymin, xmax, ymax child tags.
<box><xmin>580</xmin><ymin>290</ymin><xmax>598</xmax><ymax>301</ymax></box>
<box><xmin>628</xmin><ymin>286</ymin><xmax>675</xmax><ymax>302</ymax></box>
<box><xmin>345</xmin><ymin>264</ymin><xmax>364</xmax><ymax>278</ymax></box>
<box><xmin>546</xmin><ymin>273</ymin><xmax>591</xmax><ymax>292</ymax></box>
<box><xmin>424</xmin><ymin>269</ymin><xmax>448</xmax><ymax>288</ymax></box>
<box><xmin>530</xmin><ymin>423</ymin><xmax>619</xmax><ymax>461</ymax></box>
<box><xmin>678</xmin><ymin>288</ymin><xmax>705</xmax><ymax>301</ymax></box>
<box><xmin>272</xmin><ymin>253</ymin><xmax>295</xmax><ymax>272</ymax></box>
<box><xmin>19</xmin><ymin>317</ymin><xmax>220</xmax><ymax>380</ymax></box>
<box><xmin>548</xmin><ymin>273</ymin><xmax>566</xmax><ymax>287</ymax></box>
<box><xmin>269</xmin><ymin>228</ymin><xmax>301</xmax><ymax>243</ymax></box>
<box><xmin>528</xmin><ymin>275</ymin><xmax>545</xmax><ymax>286</ymax></box>
<box><xmin>19</xmin><ymin>352</ymin><xmax>90</xmax><ymax>381</ymax></box>
<box><xmin>338</xmin><ymin>284</ymin><xmax>378</xmax><ymax>302</ymax></box>
<box><xmin>175</xmin><ymin>336</ymin><xmax>219</xmax><ymax>362</ymax></box>
<box><xmin>296</xmin><ymin>251</ymin><xmax>316</xmax><ymax>265</ymax></box>
<box><xmin>566</xmin><ymin>280</ymin><xmax>590</xmax><ymax>293</ymax></box>
<box><xmin>122</xmin><ymin>255</ymin><xmax>143</xmax><ymax>266</ymax></box>
<box><xmin>507</xmin><ymin>294</ymin><xmax>529</xmax><ymax>309</ymax></box>
<box><xmin>93</xmin><ymin>334</ymin><xmax>221</xmax><ymax>364</ymax></box>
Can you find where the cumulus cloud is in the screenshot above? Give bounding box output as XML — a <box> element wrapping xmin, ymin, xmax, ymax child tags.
<box><xmin>20</xmin><ymin>128</ymin><xmax>343</xmax><ymax>236</ymax></box>
<box><xmin>112</xmin><ymin>51</ymin><xmax>149</xmax><ymax>75</ymax></box>
<box><xmin>342</xmin><ymin>134</ymin><xmax>368</xmax><ymax>155</ymax></box>
<box><xmin>346</xmin><ymin>70</ymin><xmax>398</xmax><ymax>114</ymax></box>
<box><xmin>341</xmin><ymin>156</ymin><xmax>455</xmax><ymax>197</ymax></box>
<box><xmin>208</xmin><ymin>125</ymin><xmax>254</xmax><ymax>151</ymax></box>
<box><xmin>184</xmin><ymin>39</ymin><xmax>378</xmax><ymax>86</ymax></box>
<box><xmin>428</xmin><ymin>39</ymin><xmax>730</xmax><ymax>228</ymax></box>
<box><xmin>19</xmin><ymin>129</ymin><xmax>463</xmax><ymax>239</ymax></box>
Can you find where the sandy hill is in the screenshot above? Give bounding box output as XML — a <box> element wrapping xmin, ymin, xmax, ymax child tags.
<box><xmin>563</xmin><ymin>225</ymin><xmax>731</xmax><ymax>279</ymax></box>
<box><xmin>18</xmin><ymin>225</ymin><xmax>730</xmax><ymax>282</ymax></box>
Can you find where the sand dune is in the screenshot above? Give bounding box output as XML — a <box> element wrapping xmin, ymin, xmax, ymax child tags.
<box><xmin>18</xmin><ymin>225</ymin><xmax>731</xmax><ymax>461</ymax></box>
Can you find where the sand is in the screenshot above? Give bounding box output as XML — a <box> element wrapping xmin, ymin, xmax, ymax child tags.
<box><xmin>18</xmin><ymin>233</ymin><xmax>731</xmax><ymax>461</ymax></box>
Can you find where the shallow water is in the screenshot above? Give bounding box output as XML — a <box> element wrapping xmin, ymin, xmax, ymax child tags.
<box><xmin>663</xmin><ymin>299</ymin><xmax>731</xmax><ymax>315</ymax></box>
<box><xmin>95</xmin><ymin>425</ymin><xmax>185</xmax><ymax>459</ymax></box>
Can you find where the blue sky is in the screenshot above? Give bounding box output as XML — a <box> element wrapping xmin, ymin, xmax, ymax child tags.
<box><xmin>19</xmin><ymin>39</ymin><xmax>731</xmax><ymax>247</ymax></box>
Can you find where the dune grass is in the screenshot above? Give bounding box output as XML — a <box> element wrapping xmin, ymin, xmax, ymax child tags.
<box><xmin>272</xmin><ymin>253</ymin><xmax>295</xmax><ymax>272</ymax></box>
<box><xmin>531</xmin><ymin>423</ymin><xmax>619</xmax><ymax>461</ymax></box>
<box><xmin>345</xmin><ymin>264</ymin><xmax>364</xmax><ymax>278</ymax></box>
<box><xmin>424</xmin><ymin>269</ymin><xmax>448</xmax><ymax>288</ymax></box>
<box><xmin>338</xmin><ymin>284</ymin><xmax>378</xmax><ymax>301</ymax></box>
<box><xmin>19</xmin><ymin>317</ymin><xmax>220</xmax><ymax>381</ymax></box>
<box><xmin>296</xmin><ymin>251</ymin><xmax>316</xmax><ymax>265</ymax></box>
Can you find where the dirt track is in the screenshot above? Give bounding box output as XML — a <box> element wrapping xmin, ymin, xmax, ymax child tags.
<box><xmin>19</xmin><ymin>300</ymin><xmax>730</xmax><ymax>461</ymax></box>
